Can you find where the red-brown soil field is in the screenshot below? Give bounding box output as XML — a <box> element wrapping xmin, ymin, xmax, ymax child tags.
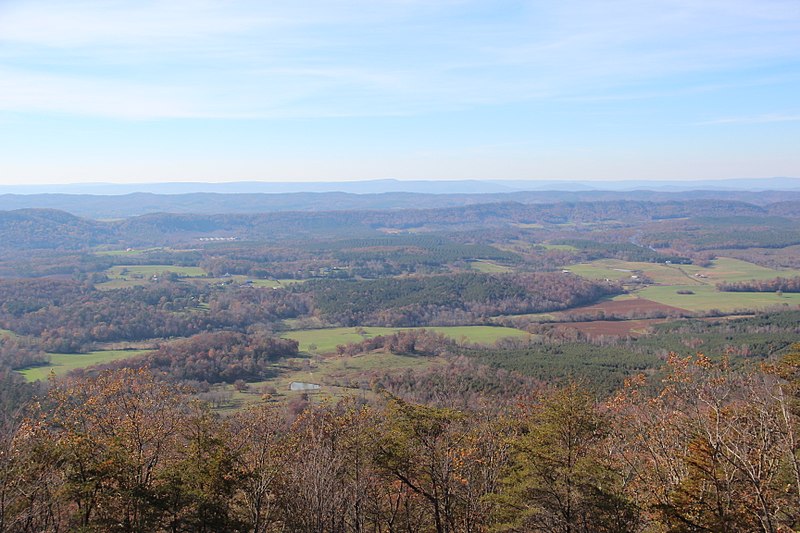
<box><xmin>561</xmin><ymin>297</ymin><xmax>689</xmax><ymax>318</ymax></box>
<box><xmin>553</xmin><ymin>318</ymin><xmax>668</xmax><ymax>338</ymax></box>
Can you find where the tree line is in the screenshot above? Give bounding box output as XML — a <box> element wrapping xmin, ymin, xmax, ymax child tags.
<box><xmin>718</xmin><ymin>276</ymin><xmax>800</xmax><ymax>293</ymax></box>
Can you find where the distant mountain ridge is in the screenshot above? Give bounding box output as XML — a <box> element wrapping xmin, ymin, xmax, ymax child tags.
<box><xmin>2</xmin><ymin>199</ymin><xmax>800</xmax><ymax>251</ymax></box>
<box><xmin>3</xmin><ymin>188</ymin><xmax>800</xmax><ymax>219</ymax></box>
<box><xmin>1</xmin><ymin>177</ymin><xmax>799</xmax><ymax>196</ymax></box>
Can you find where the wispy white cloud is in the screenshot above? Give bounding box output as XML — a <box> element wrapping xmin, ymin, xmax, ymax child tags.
<box><xmin>698</xmin><ymin>113</ymin><xmax>800</xmax><ymax>125</ymax></box>
<box><xmin>0</xmin><ymin>0</ymin><xmax>798</xmax><ymax>119</ymax></box>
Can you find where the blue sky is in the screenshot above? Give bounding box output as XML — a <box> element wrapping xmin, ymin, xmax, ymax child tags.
<box><xmin>0</xmin><ymin>0</ymin><xmax>799</xmax><ymax>184</ymax></box>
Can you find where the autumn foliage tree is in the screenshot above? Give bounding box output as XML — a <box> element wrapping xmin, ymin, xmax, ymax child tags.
<box><xmin>608</xmin><ymin>352</ymin><xmax>800</xmax><ymax>532</ymax></box>
<box><xmin>493</xmin><ymin>384</ymin><xmax>639</xmax><ymax>532</ymax></box>
<box><xmin>2</xmin><ymin>349</ymin><xmax>800</xmax><ymax>532</ymax></box>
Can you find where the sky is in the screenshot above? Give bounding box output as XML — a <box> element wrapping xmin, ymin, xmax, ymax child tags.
<box><xmin>0</xmin><ymin>0</ymin><xmax>799</xmax><ymax>185</ymax></box>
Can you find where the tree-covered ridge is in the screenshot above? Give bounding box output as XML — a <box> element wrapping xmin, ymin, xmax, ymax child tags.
<box><xmin>304</xmin><ymin>272</ymin><xmax>621</xmax><ymax>326</ymax></box>
<box><xmin>108</xmin><ymin>331</ymin><xmax>299</xmax><ymax>384</ymax></box>
<box><xmin>552</xmin><ymin>239</ymin><xmax>691</xmax><ymax>263</ymax></box>
<box><xmin>2</xmin><ymin>198</ymin><xmax>798</xmax><ymax>251</ymax></box>
<box><xmin>0</xmin><ymin>279</ymin><xmax>308</xmax><ymax>352</ymax></box>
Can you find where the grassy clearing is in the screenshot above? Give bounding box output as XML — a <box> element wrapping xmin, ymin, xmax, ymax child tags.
<box><xmin>565</xmin><ymin>257</ymin><xmax>800</xmax><ymax>313</ymax></box>
<box><xmin>568</xmin><ymin>257</ymin><xmax>800</xmax><ymax>313</ymax></box>
<box><xmin>567</xmin><ymin>257</ymin><xmax>800</xmax><ymax>286</ymax></box>
<box><xmin>469</xmin><ymin>260</ymin><xmax>512</xmax><ymax>273</ymax></box>
<box><xmin>19</xmin><ymin>349</ymin><xmax>152</xmax><ymax>382</ymax></box>
<box><xmin>212</xmin><ymin>352</ymin><xmax>443</xmax><ymax>411</ymax></box>
<box><xmin>94</xmin><ymin>247</ymin><xmax>164</xmax><ymax>256</ymax></box>
<box><xmin>283</xmin><ymin>325</ymin><xmax>532</xmax><ymax>354</ymax></box>
<box><xmin>698</xmin><ymin>257</ymin><xmax>800</xmax><ymax>283</ymax></box>
<box><xmin>106</xmin><ymin>265</ymin><xmax>206</xmax><ymax>278</ymax></box>
<box><xmin>0</xmin><ymin>328</ymin><xmax>17</xmax><ymax>338</ymax></box>
<box><xmin>513</xmin><ymin>222</ymin><xmax>544</xmax><ymax>229</ymax></box>
<box><xmin>638</xmin><ymin>285</ymin><xmax>800</xmax><ymax>313</ymax></box>
<box><xmin>187</xmin><ymin>275</ymin><xmax>306</xmax><ymax>287</ymax></box>
<box><xmin>565</xmin><ymin>262</ymin><xmax>636</xmax><ymax>281</ymax></box>
<box><xmin>567</xmin><ymin>259</ymin><xmax>711</xmax><ymax>285</ymax></box>
<box><xmin>97</xmin><ymin>265</ymin><xmax>208</xmax><ymax>289</ymax></box>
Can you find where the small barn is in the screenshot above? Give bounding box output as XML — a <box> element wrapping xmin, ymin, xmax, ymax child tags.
<box><xmin>289</xmin><ymin>381</ymin><xmax>321</xmax><ymax>392</ymax></box>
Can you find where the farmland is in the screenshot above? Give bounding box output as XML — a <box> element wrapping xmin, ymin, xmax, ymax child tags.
<box><xmin>283</xmin><ymin>325</ymin><xmax>532</xmax><ymax>354</ymax></box>
<box><xmin>96</xmin><ymin>264</ymin><xmax>207</xmax><ymax>289</ymax></box>
<box><xmin>560</xmin><ymin>297</ymin><xmax>688</xmax><ymax>317</ymax></box>
<box><xmin>638</xmin><ymin>284</ymin><xmax>800</xmax><ymax>312</ymax></box>
<box><xmin>94</xmin><ymin>247</ymin><xmax>165</xmax><ymax>256</ymax></box>
<box><xmin>565</xmin><ymin>257</ymin><xmax>800</xmax><ymax>313</ymax></box>
<box><xmin>105</xmin><ymin>264</ymin><xmax>206</xmax><ymax>279</ymax></box>
<box><xmin>19</xmin><ymin>349</ymin><xmax>152</xmax><ymax>382</ymax></box>
<box><xmin>207</xmin><ymin>350</ymin><xmax>446</xmax><ymax>411</ymax></box>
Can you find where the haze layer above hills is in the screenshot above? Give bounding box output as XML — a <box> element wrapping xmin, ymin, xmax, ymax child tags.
<box><xmin>2</xmin><ymin>178</ymin><xmax>800</xmax><ymax>218</ymax></box>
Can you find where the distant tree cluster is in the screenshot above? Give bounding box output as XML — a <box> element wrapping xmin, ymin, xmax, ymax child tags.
<box><xmin>717</xmin><ymin>275</ymin><xmax>800</xmax><ymax>293</ymax></box>
<box><xmin>306</xmin><ymin>273</ymin><xmax>622</xmax><ymax>327</ymax></box>
<box><xmin>0</xmin><ymin>279</ymin><xmax>308</xmax><ymax>353</ymax></box>
<box><xmin>109</xmin><ymin>331</ymin><xmax>299</xmax><ymax>384</ymax></box>
<box><xmin>552</xmin><ymin>239</ymin><xmax>691</xmax><ymax>264</ymax></box>
<box><xmin>336</xmin><ymin>328</ymin><xmax>456</xmax><ymax>357</ymax></box>
<box><xmin>0</xmin><ymin>336</ymin><xmax>48</xmax><ymax>370</ymax></box>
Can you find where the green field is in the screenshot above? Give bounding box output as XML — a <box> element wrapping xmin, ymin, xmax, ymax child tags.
<box><xmin>94</xmin><ymin>247</ymin><xmax>165</xmax><ymax>256</ymax></box>
<box><xmin>566</xmin><ymin>259</ymin><xmax>718</xmax><ymax>285</ymax></box>
<box><xmin>106</xmin><ymin>265</ymin><xmax>206</xmax><ymax>278</ymax></box>
<box><xmin>469</xmin><ymin>260</ymin><xmax>512</xmax><ymax>273</ymax></box>
<box><xmin>96</xmin><ymin>265</ymin><xmax>207</xmax><ymax>289</ymax></box>
<box><xmin>697</xmin><ymin>257</ymin><xmax>800</xmax><ymax>283</ymax></box>
<box><xmin>638</xmin><ymin>285</ymin><xmax>800</xmax><ymax>313</ymax></box>
<box><xmin>98</xmin><ymin>265</ymin><xmax>306</xmax><ymax>290</ymax></box>
<box><xmin>567</xmin><ymin>257</ymin><xmax>800</xmax><ymax>286</ymax></box>
<box><xmin>216</xmin><ymin>351</ymin><xmax>443</xmax><ymax>411</ymax></box>
<box><xmin>283</xmin><ymin>325</ymin><xmax>532</xmax><ymax>354</ymax></box>
<box><xmin>0</xmin><ymin>328</ymin><xmax>16</xmax><ymax>338</ymax></box>
<box><xmin>19</xmin><ymin>350</ymin><xmax>151</xmax><ymax>382</ymax></box>
<box><xmin>565</xmin><ymin>257</ymin><xmax>800</xmax><ymax>313</ymax></box>
<box><xmin>565</xmin><ymin>261</ymin><xmax>639</xmax><ymax>281</ymax></box>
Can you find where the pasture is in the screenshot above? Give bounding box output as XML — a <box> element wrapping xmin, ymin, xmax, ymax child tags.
<box><xmin>217</xmin><ymin>351</ymin><xmax>444</xmax><ymax>410</ymax></box>
<box><xmin>283</xmin><ymin>325</ymin><xmax>532</xmax><ymax>354</ymax></box>
<box><xmin>566</xmin><ymin>257</ymin><xmax>800</xmax><ymax>313</ymax></box>
<box><xmin>638</xmin><ymin>285</ymin><xmax>800</xmax><ymax>313</ymax></box>
<box><xmin>96</xmin><ymin>264</ymin><xmax>208</xmax><ymax>289</ymax></box>
<box><xmin>94</xmin><ymin>247</ymin><xmax>164</xmax><ymax>256</ymax></box>
<box><xmin>561</xmin><ymin>297</ymin><xmax>688</xmax><ymax>317</ymax></box>
<box><xmin>106</xmin><ymin>265</ymin><xmax>206</xmax><ymax>278</ymax></box>
<box><xmin>567</xmin><ymin>257</ymin><xmax>800</xmax><ymax>286</ymax></box>
<box><xmin>19</xmin><ymin>349</ymin><xmax>151</xmax><ymax>382</ymax></box>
